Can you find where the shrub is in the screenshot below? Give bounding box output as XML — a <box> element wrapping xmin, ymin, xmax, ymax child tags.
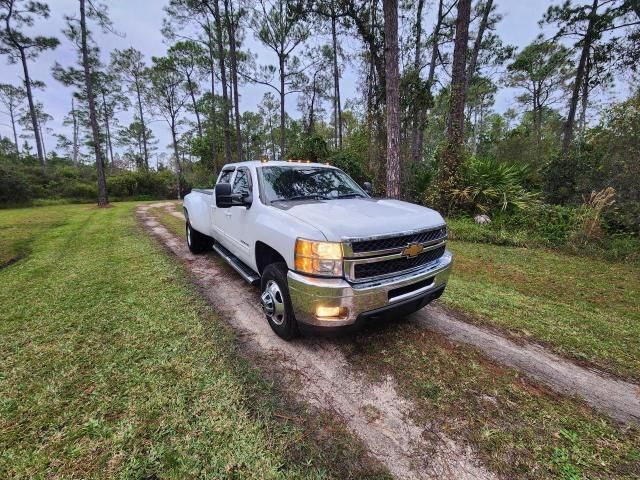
<box><xmin>106</xmin><ymin>170</ymin><xmax>177</xmax><ymax>199</ymax></box>
<box><xmin>328</xmin><ymin>150</ymin><xmax>371</xmax><ymax>185</ymax></box>
<box><xmin>58</xmin><ymin>181</ymin><xmax>97</xmax><ymax>199</ymax></box>
<box><xmin>287</xmin><ymin>134</ymin><xmax>330</xmax><ymax>163</ymax></box>
<box><xmin>449</xmin><ymin>201</ymin><xmax>638</xmax><ymax>263</ymax></box>
<box><xmin>572</xmin><ymin>187</ymin><xmax>616</xmax><ymax>245</ymax></box>
<box><xmin>451</xmin><ymin>157</ymin><xmax>539</xmax><ymax>214</ymax></box>
<box><xmin>500</xmin><ymin>204</ymin><xmax>581</xmax><ymax>247</ymax></box>
<box><xmin>0</xmin><ymin>162</ymin><xmax>32</xmax><ymax>204</ymax></box>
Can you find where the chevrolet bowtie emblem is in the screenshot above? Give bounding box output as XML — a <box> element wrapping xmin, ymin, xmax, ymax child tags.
<box><xmin>401</xmin><ymin>242</ymin><xmax>424</xmax><ymax>258</ymax></box>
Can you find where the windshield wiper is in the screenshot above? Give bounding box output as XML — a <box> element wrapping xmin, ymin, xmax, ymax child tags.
<box><xmin>272</xmin><ymin>194</ymin><xmax>329</xmax><ymax>202</ymax></box>
<box><xmin>335</xmin><ymin>193</ymin><xmax>366</xmax><ymax>199</ymax></box>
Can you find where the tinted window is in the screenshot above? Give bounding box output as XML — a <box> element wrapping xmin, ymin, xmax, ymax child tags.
<box><xmin>259</xmin><ymin>166</ymin><xmax>366</xmax><ymax>202</ymax></box>
<box><xmin>232</xmin><ymin>168</ymin><xmax>251</xmax><ymax>197</ymax></box>
<box><xmin>218</xmin><ymin>169</ymin><xmax>234</xmax><ymax>184</ymax></box>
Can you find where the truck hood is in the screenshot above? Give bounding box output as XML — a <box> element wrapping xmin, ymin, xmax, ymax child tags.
<box><xmin>274</xmin><ymin>198</ymin><xmax>445</xmax><ymax>241</ymax></box>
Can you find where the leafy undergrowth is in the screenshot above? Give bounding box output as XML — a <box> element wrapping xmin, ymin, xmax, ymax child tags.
<box><xmin>338</xmin><ymin>322</ymin><xmax>640</xmax><ymax>480</ymax></box>
<box><xmin>443</xmin><ymin>239</ymin><xmax>640</xmax><ymax>381</ymax></box>
<box><xmin>446</xmin><ymin>215</ymin><xmax>640</xmax><ymax>263</ymax></box>
<box><xmin>0</xmin><ymin>202</ymin><xmax>388</xmax><ymax>479</ymax></box>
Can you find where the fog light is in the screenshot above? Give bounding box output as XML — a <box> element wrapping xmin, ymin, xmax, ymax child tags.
<box><xmin>315</xmin><ymin>306</ymin><xmax>347</xmax><ymax>318</ymax></box>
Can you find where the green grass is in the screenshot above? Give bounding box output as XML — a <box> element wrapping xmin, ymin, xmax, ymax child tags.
<box><xmin>442</xmin><ymin>240</ymin><xmax>640</xmax><ymax>380</ymax></box>
<box><xmin>0</xmin><ymin>204</ymin><xmax>79</xmax><ymax>265</ymax></box>
<box><xmin>339</xmin><ymin>323</ymin><xmax>640</xmax><ymax>480</ymax></box>
<box><xmin>0</xmin><ymin>203</ymin><xmax>387</xmax><ymax>479</ymax></box>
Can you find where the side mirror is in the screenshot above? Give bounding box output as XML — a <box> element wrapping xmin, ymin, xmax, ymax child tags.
<box><xmin>362</xmin><ymin>182</ymin><xmax>372</xmax><ymax>195</ymax></box>
<box><xmin>215</xmin><ymin>182</ymin><xmax>232</xmax><ymax>208</ymax></box>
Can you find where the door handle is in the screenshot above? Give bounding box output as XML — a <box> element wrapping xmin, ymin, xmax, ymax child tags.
<box><xmin>225</xmin><ymin>211</ymin><xmax>232</xmax><ymax>217</ymax></box>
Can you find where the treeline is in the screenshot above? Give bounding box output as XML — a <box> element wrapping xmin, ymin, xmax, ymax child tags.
<box><xmin>0</xmin><ymin>0</ymin><xmax>639</xmax><ymax>253</ymax></box>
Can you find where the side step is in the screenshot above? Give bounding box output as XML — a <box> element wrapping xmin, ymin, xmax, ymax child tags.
<box><xmin>213</xmin><ymin>243</ymin><xmax>261</xmax><ymax>286</ymax></box>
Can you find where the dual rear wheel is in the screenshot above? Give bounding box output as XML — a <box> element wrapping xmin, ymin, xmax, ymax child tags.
<box><xmin>186</xmin><ymin>220</ymin><xmax>213</xmax><ymax>253</ymax></box>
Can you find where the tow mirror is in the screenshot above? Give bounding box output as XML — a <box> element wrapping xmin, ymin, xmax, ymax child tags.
<box><xmin>215</xmin><ymin>182</ymin><xmax>232</xmax><ymax>208</ymax></box>
<box><xmin>362</xmin><ymin>181</ymin><xmax>372</xmax><ymax>195</ymax></box>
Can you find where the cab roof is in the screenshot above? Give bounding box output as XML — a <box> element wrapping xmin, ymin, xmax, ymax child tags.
<box><xmin>221</xmin><ymin>160</ymin><xmax>337</xmax><ymax>170</ymax></box>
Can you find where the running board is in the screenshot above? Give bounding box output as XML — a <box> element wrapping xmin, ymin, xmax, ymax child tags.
<box><xmin>213</xmin><ymin>243</ymin><xmax>260</xmax><ymax>285</ymax></box>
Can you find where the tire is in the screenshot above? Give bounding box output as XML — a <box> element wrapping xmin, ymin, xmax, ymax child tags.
<box><xmin>186</xmin><ymin>221</ymin><xmax>213</xmax><ymax>254</ymax></box>
<box><xmin>260</xmin><ymin>263</ymin><xmax>299</xmax><ymax>340</ymax></box>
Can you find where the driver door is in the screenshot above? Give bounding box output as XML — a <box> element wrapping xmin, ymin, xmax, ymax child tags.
<box><xmin>224</xmin><ymin>167</ymin><xmax>254</xmax><ymax>263</ymax></box>
<box><xmin>211</xmin><ymin>167</ymin><xmax>235</xmax><ymax>243</ymax></box>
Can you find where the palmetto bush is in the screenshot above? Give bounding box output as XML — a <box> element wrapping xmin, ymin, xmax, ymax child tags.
<box><xmin>452</xmin><ymin>157</ymin><xmax>539</xmax><ymax>213</ymax></box>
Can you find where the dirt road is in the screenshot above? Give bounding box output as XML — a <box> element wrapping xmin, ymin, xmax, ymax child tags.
<box><xmin>138</xmin><ymin>202</ymin><xmax>495</xmax><ymax>480</ymax></box>
<box><xmin>138</xmin><ymin>202</ymin><xmax>640</xmax><ymax>478</ymax></box>
<box><xmin>413</xmin><ymin>306</ymin><xmax>640</xmax><ymax>424</ymax></box>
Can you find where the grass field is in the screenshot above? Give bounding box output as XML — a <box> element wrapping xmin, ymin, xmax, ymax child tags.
<box><xmin>0</xmin><ymin>203</ymin><xmax>387</xmax><ymax>479</ymax></box>
<box><xmin>4</xmin><ymin>202</ymin><xmax>638</xmax><ymax>479</ymax></box>
<box><xmin>442</xmin><ymin>239</ymin><xmax>640</xmax><ymax>380</ymax></box>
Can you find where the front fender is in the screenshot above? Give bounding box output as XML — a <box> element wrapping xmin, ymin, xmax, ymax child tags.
<box><xmin>253</xmin><ymin>207</ymin><xmax>326</xmax><ymax>270</ymax></box>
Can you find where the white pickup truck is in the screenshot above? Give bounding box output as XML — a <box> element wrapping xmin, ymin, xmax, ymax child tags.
<box><xmin>183</xmin><ymin>160</ymin><xmax>452</xmax><ymax>339</ymax></box>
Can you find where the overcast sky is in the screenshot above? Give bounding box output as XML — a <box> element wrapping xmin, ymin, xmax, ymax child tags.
<box><xmin>0</xmin><ymin>0</ymin><xmax>631</xmax><ymax>160</ymax></box>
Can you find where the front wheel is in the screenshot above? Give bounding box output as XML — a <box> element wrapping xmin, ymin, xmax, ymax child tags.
<box><xmin>260</xmin><ymin>263</ymin><xmax>299</xmax><ymax>340</ymax></box>
<box><xmin>186</xmin><ymin>221</ymin><xmax>212</xmax><ymax>253</ymax></box>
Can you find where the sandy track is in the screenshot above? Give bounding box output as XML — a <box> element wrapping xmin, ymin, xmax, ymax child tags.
<box><xmin>158</xmin><ymin>203</ymin><xmax>640</xmax><ymax>424</ymax></box>
<box><xmin>412</xmin><ymin>307</ymin><xmax>640</xmax><ymax>424</ymax></box>
<box><xmin>138</xmin><ymin>202</ymin><xmax>495</xmax><ymax>480</ymax></box>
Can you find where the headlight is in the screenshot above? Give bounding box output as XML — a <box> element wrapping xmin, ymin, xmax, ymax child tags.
<box><xmin>295</xmin><ymin>238</ymin><xmax>343</xmax><ymax>276</ymax></box>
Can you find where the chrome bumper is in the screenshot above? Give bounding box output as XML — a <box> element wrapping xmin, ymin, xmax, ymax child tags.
<box><xmin>287</xmin><ymin>250</ymin><xmax>453</xmax><ymax>328</ymax></box>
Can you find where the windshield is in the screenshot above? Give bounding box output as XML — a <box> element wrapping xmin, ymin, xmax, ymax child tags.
<box><xmin>259</xmin><ymin>166</ymin><xmax>367</xmax><ymax>203</ymax></box>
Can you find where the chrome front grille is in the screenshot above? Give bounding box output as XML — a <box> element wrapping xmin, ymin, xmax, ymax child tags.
<box><xmin>350</xmin><ymin>226</ymin><xmax>447</xmax><ymax>254</ymax></box>
<box><xmin>342</xmin><ymin>225</ymin><xmax>448</xmax><ymax>282</ymax></box>
<box><xmin>353</xmin><ymin>245</ymin><xmax>446</xmax><ymax>280</ymax></box>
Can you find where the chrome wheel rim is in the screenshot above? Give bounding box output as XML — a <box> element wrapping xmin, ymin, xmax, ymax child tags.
<box><xmin>260</xmin><ymin>280</ymin><xmax>286</xmax><ymax>325</ymax></box>
<box><xmin>187</xmin><ymin>224</ymin><xmax>192</xmax><ymax>246</ymax></box>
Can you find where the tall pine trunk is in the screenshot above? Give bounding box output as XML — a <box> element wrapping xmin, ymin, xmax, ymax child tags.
<box><xmin>79</xmin><ymin>0</ymin><xmax>108</xmax><ymax>207</ymax></box>
<box><xmin>224</xmin><ymin>0</ymin><xmax>243</xmax><ymax>161</ymax></box>
<box><xmin>171</xmin><ymin>122</ymin><xmax>182</xmax><ymax>200</ymax></box>
<box><xmin>9</xmin><ymin>100</ymin><xmax>19</xmax><ymax>156</ymax></box>
<box><xmin>71</xmin><ymin>98</ymin><xmax>79</xmax><ymax>164</ymax></box>
<box><xmin>410</xmin><ymin>0</ymin><xmax>444</xmax><ymax>169</ymax></box>
<box><xmin>39</xmin><ymin>120</ymin><xmax>46</xmax><ymax>159</ymax></box>
<box><xmin>383</xmin><ymin>0</ymin><xmax>400</xmax><ymax>199</ymax></box>
<box><xmin>206</xmin><ymin>24</ymin><xmax>218</xmax><ymax>172</ymax></box>
<box><xmin>407</xmin><ymin>0</ymin><xmax>425</xmax><ymax>181</ymax></box>
<box><xmin>279</xmin><ymin>55</ymin><xmax>286</xmax><ymax>158</ymax></box>
<box><xmin>19</xmin><ymin>48</ymin><xmax>45</xmax><ymax>169</ymax></box>
<box><xmin>465</xmin><ymin>0</ymin><xmax>493</xmax><ymax>92</ymax></box>
<box><xmin>101</xmin><ymin>89</ymin><xmax>115</xmax><ymax>171</ymax></box>
<box><xmin>209</xmin><ymin>0</ymin><xmax>232</xmax><ymax>164</ymax></box>
<box><xmin>561</xmin><ymin>0</ymin><xmax>598</xmax><ymax>159</ymax></box>
<box><xmin>187</xmin><ymin>76</ymin><xmax>203</xmax><ymax>137</ymax></box>
<box><xmin>330</xmin><ymin>3</ymin><xmax>342</xmax><ymax>148</ymax></box>
<box><xmin>134</xmin><ymin>81</ymin><xmax>149</xmax><ymax>170</ymax></box>
<box><xmin>447</xmin><ymin>0</ymin><xmax>472</xmax><ymax>150</ymax></box>
<box><xmin>433</xmin><ymin>0</ymin><xmax>471</xmax><ymax>214</ymax></box>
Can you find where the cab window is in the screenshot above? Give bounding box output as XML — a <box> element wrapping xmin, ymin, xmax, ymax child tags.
<box><xmin>232</xmin><ymin>168</ymin><xmax>251</xmax><ymax>197</ymax></box>
<box><xmin>217</xmin><ymin>168</ymin><xmax>234</xmax><ymax>184</ymax></box>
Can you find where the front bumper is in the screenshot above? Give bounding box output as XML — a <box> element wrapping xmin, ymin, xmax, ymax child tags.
<box><xmin>287</xmin><ymin>250</ymin><xmax>453</xmax><ymax>328</ymax></box>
